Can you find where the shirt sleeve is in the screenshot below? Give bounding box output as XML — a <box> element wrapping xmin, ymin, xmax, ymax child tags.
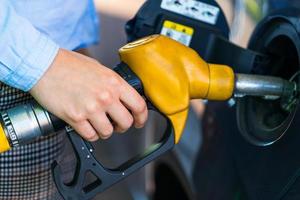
<box><xmin>0</xmin><ymin>1</ymin><xmax>59</xmax><ymax>91</ymax></box>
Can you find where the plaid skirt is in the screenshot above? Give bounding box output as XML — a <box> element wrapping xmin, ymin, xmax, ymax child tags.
<box><xmin>0</xmin><ymin>83</ymin><xmax>76</xmax><ymax>200</ymax></box>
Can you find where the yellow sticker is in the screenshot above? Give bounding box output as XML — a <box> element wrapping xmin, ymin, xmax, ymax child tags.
<box><xmin>163</xmin><ymin>20</ymin><xmax>194</xmax><ymax>36</ymax></box>
<box><xmin>161</xmin><ymin>20</ymin><xmax>194</xmax><ymax>46</ymax></box>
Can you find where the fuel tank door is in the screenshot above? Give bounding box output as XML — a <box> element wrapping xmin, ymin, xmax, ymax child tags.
<box><xmin>237</xmin><ymin>9</ymin><xmax>300</xmax><ymax>146</ymax></box>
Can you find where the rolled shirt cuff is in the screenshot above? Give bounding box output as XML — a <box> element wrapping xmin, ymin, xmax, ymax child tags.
<box><xmin>2</xmin><ymin>33</ymin><xmax>59</xmax><ymax>92</ymax></box>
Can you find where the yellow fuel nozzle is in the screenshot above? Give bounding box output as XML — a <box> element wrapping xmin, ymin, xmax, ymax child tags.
<box><xmin>119</xmin><ymin>35</ymin><xmax>235</xmax><ymax>143</ymax></box>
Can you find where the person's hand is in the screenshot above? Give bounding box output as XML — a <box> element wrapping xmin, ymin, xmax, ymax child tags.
<box><xmin>30</xmin><ymin>49</ymin><xmax>148</xmax><ymax>141</ymax></box>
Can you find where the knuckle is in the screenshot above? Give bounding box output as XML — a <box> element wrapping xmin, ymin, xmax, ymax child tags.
<box><xmin>86</xmin><ymin>101</ymin><xmax>99</xmax><ymax>114</ymax></box>
<box><xmin>98</xmin><ymin>91</ymin><xmax>113</xmax><ymax>106</ymax></box>
<box><xmin>108</xmin><ymin>76</ymin><xmax>121</xmax><ymax>86</ymax></box>
<box><xmin>69</xmin><ymin>110</ymin><xmax>85</xmax><ymax>123</ymax></box>
<box><xmin>135</xmin><ymin>99</ymin><xmax>147</xmax><ymax>113</ymax></box>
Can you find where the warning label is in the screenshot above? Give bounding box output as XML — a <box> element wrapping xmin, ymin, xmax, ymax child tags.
<box><xmin>161</xmin><ymin>20</ymin><xmax>194</xmax><ymax>46</ymax></box>
<box><xmin>161</xmin><ymin>0</ymin><xmax>220</xmax><ymax>25</ymax></box>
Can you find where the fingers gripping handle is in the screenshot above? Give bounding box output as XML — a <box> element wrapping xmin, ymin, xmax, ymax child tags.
<box><xmin>49</xmin><ymin>63</ymin><xmax>145</xmax><ymax>133</ymax></box>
